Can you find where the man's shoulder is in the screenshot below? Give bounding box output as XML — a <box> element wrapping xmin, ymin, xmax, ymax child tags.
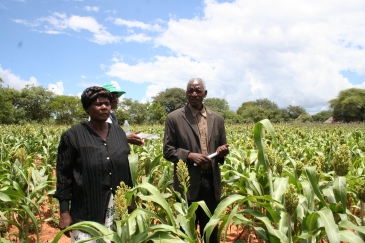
<box><xmin>207</xmin><ymin>109</ymin><xmax>224</xmax><ymax>119</ymax></box>
<box><xmin>167</xmin><ymin>106</ymin><xmax>185</xmax><ymax>117</ymax></box>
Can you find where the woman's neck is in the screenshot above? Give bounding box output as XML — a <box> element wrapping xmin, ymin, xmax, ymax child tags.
<box><xmin>86</xmin><ymin>120</ymin><xmax>109</xmax><ymax>141</ymax></box>
<box><xmin>87</xmin><ymin>120</ymin><xmax>107</xmax><ymax>131</ymax></box>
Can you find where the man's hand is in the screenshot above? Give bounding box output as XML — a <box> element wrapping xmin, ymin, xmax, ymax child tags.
<box><xmin>59</xmin><ymin>211</ymin><xmax>73</xmax><ymax>237</ymax></box>
<box><xmin>188</xmin><ymin>152</ymin><xmax>212</xmax><ymax>167</ymax></box>
<box><xmin>216</xmin><ymin>144</ymin><xmax>229</xmax><ymax>157</ymax></box>
<box><xmin>127</xmin><ymin>131</ymin><xmax>144</xmax><ymax>146</ymax></box>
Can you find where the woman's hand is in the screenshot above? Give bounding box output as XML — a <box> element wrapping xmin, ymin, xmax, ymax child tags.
<box><xmin>127</xmin><ymin>131</ymin><xmax>144</xmax><ymax>146</ymax></box>
<box><xmin>59</xmin><ymin>211</ymin><xmax>73</xmax><ymax>237</ymax></box>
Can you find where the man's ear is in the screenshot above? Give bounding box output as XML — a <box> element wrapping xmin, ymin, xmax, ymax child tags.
<box><xmin>204</xmin><ymin>90</ymin><xmax>208</xmax><ymax>98</ymax></box>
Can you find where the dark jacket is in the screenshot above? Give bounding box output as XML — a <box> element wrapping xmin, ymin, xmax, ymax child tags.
<box><xmin>163</xmin><ymin>105</ymin><xmax>227</xmax><ymax>201</ymax></box>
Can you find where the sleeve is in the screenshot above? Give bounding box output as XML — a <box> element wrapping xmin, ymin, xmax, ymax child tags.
<box><xmin>163</xmin><ymin>114</ymin><xmax>190</xmax><ymax>164</ymax></box>
<box><xmin>53</xmin><ymin>132</ymin><xmax>76</xmax><ymax>211</ymax></box>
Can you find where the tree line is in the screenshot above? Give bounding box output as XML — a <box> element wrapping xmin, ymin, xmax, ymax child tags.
<box><xmin>1</xmin><ymin>78</ymin><xmax>364</xmax><ymax>125</ymax></box>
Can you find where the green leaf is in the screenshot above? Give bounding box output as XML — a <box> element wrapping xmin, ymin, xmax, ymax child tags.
<box><xmin>333</xmin><ymin>176</ymin><xmax>347</xmax><ymax>213</ymax></box>
<box><xmin>273</xmin><ymin>177</ymin><xmax>288</xmax><ymax>202</ymax></box>
<box><xmin>133</xmin><ymin>182</ymin><xmax>176</xmax><ymax>228</ymax></box>
<box><xmin>302</xmin><ymin>211</ymin><xmax>320</xmax><ymax>233</ymax></box>
<box><xmin>253</xmin><ymin>119</ymin><xmax>277</xmax><ymax>171</ymax></box>
<box><xmin>316</xmin><ymin>208</ymin><xmax>340</xmax><ymax>243</ymax></box>
<box><xmin>278</xmin><ymin>211</ymin><xmax>289</xmax><ymax>235</ymax></box>
<box><xmin>0</xmin><ymin>192</ymin><xmax>11</xmax><ymax>202</ymax></box>
<box><xmin>339</xmin><ymin>230</ymin><xmax>364</xmax><ymax>243</ymax></box>
<box><xmin>149</xmin><ymin>154</ymin><xmax>163</xmax><ymax>172</ymax></box>
<box><xmin>50</xmin><ymin>221</ymin><xmax>121</xmax><ymax>243</ymax></box>
<box><xmin>304</xmin><ymin>166</ymin><xmax>327</xmax><ymax>207</ymax></box>
<box><xmin>128</xmin><ymin>154</ymin><xmax>139</xmax><ymax>187</ymax></box>
<box><xmin>339</xmin><ymin>220</ymin><xmax>365</xmax><ymax>235</ymax></box>
<box><xmin>244</xmin><ymin>209</ymin><xmax>288</xmax><ymax>243</ymax></box>
<box><xmin>21</xmin><ymin>205</ymin><xmax>39</xmax><ymax>240</ymax></box>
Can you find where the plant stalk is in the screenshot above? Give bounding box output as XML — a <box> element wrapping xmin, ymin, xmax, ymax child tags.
<box><xmin>288</xmin><ymin>213</ymin><xmax>292</xmax><ymax>243</ymax></box>
<box><xmin>268</xmin><ymin>168</ymin><xmax>274</xmax><ymax>198</ymax></box>
<box><xmin>361</xmin><ymin>199</ymin><xmax>364</xmax><ymax>241</ymax></box>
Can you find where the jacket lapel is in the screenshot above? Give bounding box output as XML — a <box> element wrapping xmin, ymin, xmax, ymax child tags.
<box><xmin>182</xmin><ymin>105</ymin><xmax>199</xmax><ymax>138</ymax></box>
<box><xmin>206</xmin><ymin>109</ymin><xmax>215</xmax><ymax>143</ymax></box>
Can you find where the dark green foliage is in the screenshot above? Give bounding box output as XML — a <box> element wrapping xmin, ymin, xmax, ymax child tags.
<box><xmin>18</xmin><ymin>85</ymin><xmax>55</xmax><ymax>123</ymax></box>
<box><xmin>312</xmin><ymin>110</ymin><xmax>332</xmax><ymax>122</ymax></box>
<box><xmin>204</xmin><ymin>97</ymin><xmax>229</xmax><ymax>114</ymax></box>
<box><xmin>149</xmin><ymin>102</ymin><xmax>166</xmax><ymax>125</ymax></box>
<box><xmin>49</xmin><ymin>95</ymin><xmax>86</xmax><ymax>124</ymax></box>
<box><xmin>152</xmin><ymin>88</ymin><xmax>186</xmax><ymax>113</ymax></box>
<box><xmin>329</xmin><ymin>88</ymin><xmax>365</xmax><ymax>122</ymax></box>
<box><xmin>237</xmin><ymin>99</ymin><xmax>281</xmax><ymax>123</ymax></box>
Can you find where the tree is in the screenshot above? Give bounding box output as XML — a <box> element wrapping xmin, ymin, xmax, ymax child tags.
<box><xmin>255</xmin><ymin>98</ymin><xmax>279</xmax><ymax>110</ymax></box>
<box><xmin>0</xmin><ymin>88</ymin><xmax>15</xmax><ymax>124</ymax></box>
<box><xmin>119</xmin><ymin>98</ymin><xmax>149</xmax><ymax>125</ymax></box>
<box><xmin>221</xmin><ymin>110</ymin><xmax>240</xmax><ymax>124</ymax></box>
<box><xmin>149</xmin><ymin>102</ymin><xmax>166</xmax><ymax>124</ymax></box>
<box><xmin>17</xmin><ymin>85</ymin><xmax>55</xmax><ymax>122</ymax></box>
<box><xmin>49</xmin><ymin>95</ymin><xmax>85</xmax><ymax>124</ymax></box>
<box><xmin>236</xmin><ymin>101</ymin><xmax>256</xmax><ymax>116</ymax></box>
<box><xmin>152</xmin><ymin>88</ymin><xmax>186</xmax><ymax>113</ymax></box>
<box><xmin>279</xmin><ymin>108</ymin><xmax>291</xmax><ymax>122</ymax></box>
<box><xmin>287</xmin><ymin>105</ymin><xmax>308</xmax><ymax>119</ymax></box>
<box><xmin>0</xmin><ymin>80</ymin><xmax>22</xmax><ymax>124</ymax></box>
<box><xmin>329</xmin><ymin>88</ymin><xmax>365</xmax><ymax>122</ymax></box>
<box><xmin>204</xmin><ymin>98</ymin><xmax>229</xmax><ymax>114</ymax></box>
<box><xmin>312</xmin><ymin>110</ymin><xmax>333</xmax><ymax>122</ymax></box>
<box><xmin>296</xmin><ymin>114</ymin><xmax>313</xmax><ymax>123</ymax></box>
<box><xmin>237</xmin><ymin>99</ymin><xmax>281</xmax><ymax>123</ymax></box>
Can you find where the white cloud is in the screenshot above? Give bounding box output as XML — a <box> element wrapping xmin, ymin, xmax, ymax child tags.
<box><xmin>124</xmin><ymin>33</ymin><xmax>152</xmax><ymax>43</ymax></box>
<box><xmin>84</xmin><ymin>6</ymin><xmax>99</xmax><ymax>12</ymax></box>
<box><xmin>106</xmin><ymin>0</ymin><xmax>365</xmax><ymax>112</ymax></box>
<box><xmin>113</xmin><ymin>18</ymin><xmax>163</xmax><ymax>32</ymax></box>
<box><xmin>68</xmin><ymin>15</ymin><xmax>121</xmax><ymax>44</ymax></box>
<box><xmin>0</xmin><ymin>65</ymin><xmax>38</xmax><ymax>89</ymax></box>
<box><xmin>13</xmin><ymin>12</ymin><xmax>121</xmax><ymax>44</ymax></box>
<box><xmin>48</xmin><ymin>82</ymin><xmax>64</xmax><ymax>95</ymax></box>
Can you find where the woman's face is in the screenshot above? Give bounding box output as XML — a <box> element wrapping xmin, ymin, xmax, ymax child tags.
<box><xmin>87</xmin><ymin>96</ymin><xmax>111</xmax><ymax>122</ymax></box>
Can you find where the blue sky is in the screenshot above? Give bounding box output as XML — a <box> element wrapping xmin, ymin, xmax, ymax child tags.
<box><xmin>1</xmin><ymin>0</ymin><xmax>365</xmax><ymax>114</ymax></box>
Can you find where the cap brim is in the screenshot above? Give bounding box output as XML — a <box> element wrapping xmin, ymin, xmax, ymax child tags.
<box><xmin>117</xmin><ymin>91</ymin><xmax>126</xmax><ymax>97</ymax></box>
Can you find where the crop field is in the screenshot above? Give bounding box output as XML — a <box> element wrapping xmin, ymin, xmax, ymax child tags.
<box><xmin>1</xmin><ymin>121</ymin><xmax>365</xmax><ymax>243</ymax></box>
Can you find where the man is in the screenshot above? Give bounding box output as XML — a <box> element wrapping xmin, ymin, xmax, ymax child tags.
<box><xmin>102</xmin><ymin>83</ymin><xmax>144</xmax><ymax>146</ymax></box>
<box><xmin>163</xmin><ymin>78</ymin><xmax>229</xmax><ymax>243</ymax></box>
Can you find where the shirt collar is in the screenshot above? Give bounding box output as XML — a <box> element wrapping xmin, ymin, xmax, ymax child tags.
<box><xmin>188</xmin><ymin>104</ymin><xmax>207</xmax><ymax>118</ymax></box>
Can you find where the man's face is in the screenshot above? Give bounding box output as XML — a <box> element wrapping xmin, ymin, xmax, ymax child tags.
<box><xmin>111</xmin><ymin>92</ymin><xmax>118</xmax><ymax>109</ymax></box>
<box><xmin>186</xmin><ymin>80</ymin><xmax>207</xmax><ymax>110</ymax></box>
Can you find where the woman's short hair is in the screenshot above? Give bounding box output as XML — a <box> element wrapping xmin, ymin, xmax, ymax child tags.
<box><xmin>81</xmin><ymin>86</ymin><xmax>112</xmax><ymax>111</ymax></box>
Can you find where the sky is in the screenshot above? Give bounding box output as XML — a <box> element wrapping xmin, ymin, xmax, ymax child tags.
<box><xmin>1</xmin><ymin>0</ymin><xmax>365</xmax><ymax>114</ymax></box>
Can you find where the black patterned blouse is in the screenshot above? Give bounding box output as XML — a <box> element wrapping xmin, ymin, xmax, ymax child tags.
<box><xmin>53</xmin><ymin>122</ymin><xmax>131</xmax><ymax>224</ymax></box>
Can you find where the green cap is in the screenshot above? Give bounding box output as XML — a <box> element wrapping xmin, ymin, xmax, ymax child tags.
<box><xmin>102</xmin><ymin>83</ymin><xmax>126</xmax><ymax>98</ymax></box>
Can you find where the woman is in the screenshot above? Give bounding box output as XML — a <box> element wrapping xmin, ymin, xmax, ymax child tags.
<box><xmin>54</xmin><ymin>86</ymin><xmax>133</xmax><ymax>242</ymax></box>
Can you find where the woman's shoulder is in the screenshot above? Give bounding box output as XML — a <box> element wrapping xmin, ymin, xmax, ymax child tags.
<box><xmin>66</xmin><ymin>123</ymin><xmax>86</xmax><ymax>131</ymax></box>
<box><xmin>62</xmin><ymin>123</ymin><xmax>87</xmax><ymax>137</ymax></box>
<box><xmin>108</xmin><ymin>123</ymin><xmax>124</xmax><ymax>134</ymax></box>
